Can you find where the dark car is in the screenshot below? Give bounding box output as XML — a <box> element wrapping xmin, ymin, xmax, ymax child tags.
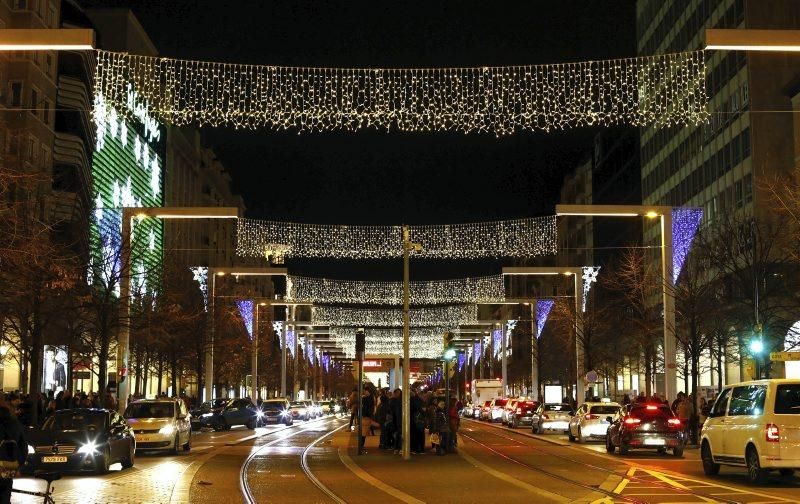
<box><xmin>25</xmin><ymin>408</ymin><xmax>135</xmax><ymax>474</ymax></box>
<box><xmin>606</xmin><ymin>403</ymin><xmax>686</xmax><ymax>457</ymax></box>
<box><xmin>200</xmin><ymin>398</ymin><xmax>259</xmax><ymax>431</ymax></box>
<box><xmin>191</xmin><ymin>398</ymin><xmax>228</xmax><ymax>430</ymax></box>
<box><xmin>507</xmin><ymin>400</ymin><xmax>539</xmax><ymax>428</ymax></box>
<box><xmin>258</xmin><ymin>399</ymin><xmax>293</xmax><ymax>426</ymax></box>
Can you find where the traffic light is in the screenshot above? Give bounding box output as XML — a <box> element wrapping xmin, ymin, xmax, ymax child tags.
<box><xmin>442</xmin><ymin>331</ymin><xmax>456</xmax><ymax>361</ymax></box>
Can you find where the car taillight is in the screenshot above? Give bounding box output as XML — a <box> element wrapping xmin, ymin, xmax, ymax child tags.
<box><xmin>623</xmin><ymin>417</ymin><xmax>641</xmax><ymax>426</ymax></box>
<box><xmin>766</xmin><ymin>423</ymin><xmax>780</xmax><ymax>442</ymax></box>
<box><xmin>516</xmin><ymin>408</ymin><xmax>522</xmax><ymax>414</ymax></box>
<box><xmin>584</xmin><ymin>414</ymin><xmax>597</xmax><ymax>420</ymax></box>
<box><xmin>667</xmin><ymin>418</ymin><xmax>681</xmax><ymax>427</ymax></box>
<box><xmin>542</xmin><ymin>414</ymin><xmax>549</xmax><ymax>420</ymax></box>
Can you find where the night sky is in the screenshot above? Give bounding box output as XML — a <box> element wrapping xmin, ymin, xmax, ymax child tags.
<box><xmin>83</xmin><ymin>0</ymin><xmax>637</xmax><ymax>278</ymax></box>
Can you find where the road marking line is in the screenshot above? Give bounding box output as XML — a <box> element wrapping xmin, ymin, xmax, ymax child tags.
<box><xmin>169</xmin><ymin>450</ymin><xmax>219</xmax><ymax>504</ymax></box>
<box><xmin>612</xmin><ymin>477</ymin><xmax>630</xmax><ymax>494</ymax></box>
<box><xmin>640</xmin><ymin>468</ymin><xmax>794</xmax><ymax>502</ymax></box>
<box><xmin>456</xmin><ymin>440</ymin><xmax>570</xmax><ymax>503</ymax></box>
<box><xmin>338</xmin><ymin>449</ymin><xmax>425</xmax><ymax>504</ymax></box>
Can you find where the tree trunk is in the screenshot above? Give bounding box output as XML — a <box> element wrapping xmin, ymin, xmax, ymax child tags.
<box><xmin>717</xmin><ymin>339</ymin><xmax>724</xmax><ymax>391</ymax></box>
<box><xmin>157</xmin><ymin>355</ymin><xmax>164</xmax><ymax>395</ymax></box>
<box><xmin>644</xmin><ymin>349</ymin><xmax>652</xmax><ymax>397</ymax></box>
<box><xmin>98</xmin><ymin>331</ymin><xmax>110</xmax><ymax>394</ymax></box>
<box><xmin>170</xmin><ymin>353</ymin><xmax>178</xmax><ymax>397</ymax></box>
<box><xmin>690</xmin><ymin>345</ymin><xmax>699</xmax><ymax>445</ymax></box>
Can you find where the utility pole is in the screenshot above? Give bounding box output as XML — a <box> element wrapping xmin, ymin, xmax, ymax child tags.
<box><xmin>401</xmin><ymin>226</ymin><xmax>420</xmax><ymax>461</ymax></box>
<box><xmin>531</xmin><ymin>303</ymin><xmax>538</xmax><ymax>401</ymax></box>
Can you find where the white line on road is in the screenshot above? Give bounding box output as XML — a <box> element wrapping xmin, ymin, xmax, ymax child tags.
<box><xmin>338</xmin><ymin>449</ymin><xmax>426</xmax><ymax>504</ymax></box>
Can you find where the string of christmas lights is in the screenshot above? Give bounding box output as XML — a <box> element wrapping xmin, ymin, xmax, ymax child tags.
<box><xmin>94</xmin><ymin>50</ymin><xmax>709</xmax><ymax>136</ymax></box>
<box><xmin>330</xmin><ymin>326</ymin><xmax>448</xmax><ymax>359</ymax></box>
<box><xmin>286</xmin><ymin>274</ymin><xmax>506</xmax><ymax>305</ymax></box>
<box><xmin>311</xmin><ymin>304</ymin><xmax>477</xmax><ymax>327</ymax></box>
<box><xmin>236</xmin><ymin>216</ymin><xmax>557</xmax><ymax>259</ymax></box>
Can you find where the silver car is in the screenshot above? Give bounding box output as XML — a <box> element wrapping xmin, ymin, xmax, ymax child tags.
<box><xmin>532</xmin><ymin>403</ymin><xmax>574</xmax><ymax>434</ymax></box>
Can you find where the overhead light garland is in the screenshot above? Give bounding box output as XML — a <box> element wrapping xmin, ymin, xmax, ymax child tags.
<box><xmin>581</xmin><ymin>266</ymin><xmax>601</xmax><ymax>312</ymax></box>
<box><xmin>457</xmin><ymin>353</ymin><xmax>466</xmax><ymax>372</ymax></box>
<box><xmin>492</xmin><ymin>328</ymin><xmax>503</xmax><ymax>358</ymax></box>
<box><xmin>312</xmin><ymin>304</ymin><xmax>477</xmax><ymax>327</ymax></box>
<box><xmin>189</xmin><ymin>267</ymin><xmax>208</xmax><ymax>311</ymax></box>
<box><xmin>330</xmin><ymin>326</ymin><xmax>447</xmax><ymax>359</ymax></box>
<box><xmin>94</xmin><ymin>50</ymin><xmax>708</xmax><ymax>136</ymax></box>
<box><xmin>671</xmin><ymin>207</ymin><xmax>703</xmax><ymax>283</ymax></box>
<box><xmin>236</xmin><ymin>216</ymin><xmax>557</xmax><ymax>259</ymax></box>
<box><xmin>286</xmin><ymin>274</ymin><xmax>506</xmax><ymax>305</ymax></box>
<box><xmin>473</xmin><ymin>341</ymin><xmax>482</xmax><ymax>362</ymax></box>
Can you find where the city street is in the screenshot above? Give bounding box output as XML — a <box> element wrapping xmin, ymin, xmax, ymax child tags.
<box><xmin>12</xmin><ymin>415</ymin><xmax>800</xmax><ymax>503</ymax></box>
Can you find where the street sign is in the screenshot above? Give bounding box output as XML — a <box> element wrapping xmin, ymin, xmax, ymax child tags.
<box><xmin>585</xmin><ymin>370</ymin><xmax>598</xmax><ymax>383</ymax></box>
<box><xmin>770</xmin><ymin>351</ymin><xmax>800</xmax><ymax>362</ymax></box>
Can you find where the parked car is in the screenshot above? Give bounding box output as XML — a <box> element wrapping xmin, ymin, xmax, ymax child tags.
<box><xmin>25</xmin><ymin>408</ymin><xmax>135</xmax><ymax>474</ymax></box>
<box><xmin>501</xmin><ymin>399</ymin><xmax>519</xmax><ymax>426</ymax></box>
<box><xmin>258</xmin><ymin>399</ymin><xmax>294</xmax><ymax>426</ymax></box>
<box><xmin>532</xmin><ymin>403</ymin><xmax>574</xmax><ymax>434</ymax></box>
<box><xmin>190</xmin><ymin>398</ymin><xmax>228</xmax><ymax>430</ymax></box>
<box><xmin>291</xmin><ymin>401</ymin><xmax>312</xmax><ymax>421</ymax></box>
<box><xmin>606</xmin><ymin>403</ymin><xmax>685</xmax><ymax>456</ymax></box>
<box><xmin>125</xmin><ymin>399</ymin><xmax>192</xmax><ymax>453</ymax></box>
<box><xmin>201</xmin><ymin>398</ymin><xmax>260</xmax><ymax>430</ymax></box>
<box><xmin>701</xmin><ymin>379</ymin><xmax>800</xmax><ymax>484</ymax></box>
<box><xmin>320</xmin><ymin>401</ymin><xmax>334</xmax><ymax>415</ymax></box>
<box><xmin>507</xmin><ymin>400</ymin><xmax>539</xmax><ymax>428</ymax></box>
<box><xmin>488</xmin><ymin>398</ymin><xmax>508</xmax><ymax>423</ymax></box>
<box><xmin>568</xmin><ymin>401</ymin><xmax>622</xmax><ymax>442</ymax></box>
<box><xmin>479</xmin><ymin>400</ymin><xmax>492</xmax><ymax>420</ymax></box>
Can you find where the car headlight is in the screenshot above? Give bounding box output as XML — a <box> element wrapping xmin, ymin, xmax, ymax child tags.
<box><xmin>280</xmin><ymin>410</ymin><xmax>289</xmax><ymax>417</ymax></box>
<box><xmin>201</xmin><ymin>413</ymin><xmax>213</xmax><ymax>418</ymax></box>
<box><xmin>159</xmin><ymin>424</ymin><xmax>176</xmax><ymax>435</ymax></box>
<box><xmin>256</xmin><ymin>410</ymin><xmax>264</xmax><ymax>419</ymax></box>
<box><xmin>27</xmin><ymin>445</ymin><xmax>35</xmax><ymax>455</ymax></box>
<box><xmin>77</xmin><ymin>441</ymin><xmax>98</xmax><ymax>455</ymax></box>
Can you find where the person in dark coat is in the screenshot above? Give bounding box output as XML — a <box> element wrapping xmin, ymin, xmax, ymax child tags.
<box><xmin>410</xmin><ymin>387</ymin><xmax>425</xmax><ymax>454</ymax></box>
<box><xmin>0</xmin><ymin>395</ymin><xmax>27</xmax><ymax>504</ymax></box>
<box><xmin>388</xmin><ymin>389</ymin><xmax>402</xmax><ymax>453</ymax></box>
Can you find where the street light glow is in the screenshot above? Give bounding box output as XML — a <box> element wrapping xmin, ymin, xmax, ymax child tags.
<box><xmin>750</xmin><ymin>339</ymin><xmax>764</xmax><ymax>354</ymax></box>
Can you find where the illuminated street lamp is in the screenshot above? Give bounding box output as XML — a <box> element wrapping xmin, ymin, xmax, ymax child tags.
<box><xmin>0</xmin><ymin>29</ymin><xmax>95</xmax><ymax>50</ymax></box>
<box><xmin>556</xmin><ymin>204</ymin><xmax>689</xmax><ymax>403</ymax></box>
<box><xmin>118</xmin><ymin>207</ymin><xmax>238</xmax><ymax>414</ymax></box>
<box><xmin>206</xmin><ymin>267</ymin><xmax>289</xmax><ymax>402</ymax></box>
<box><xmin>502</xmin><ymin>267</ymin><xmax>585</xmax><ymax>406</ymax></box>
<box><xmin>705</xmin><ymin>29</ymin><xmax>800</xmax><ymax>52</ymax></box>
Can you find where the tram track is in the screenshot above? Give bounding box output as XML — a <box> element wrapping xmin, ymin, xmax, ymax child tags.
<box><xmin>240</xmin><ymin>416</ymin><xmax>344</xmax><ymax>504</ymax></box>
<box><xmin>463</xmin><ymin>420</ymin><xmax>744</xmax><ymax>504</ymax></box>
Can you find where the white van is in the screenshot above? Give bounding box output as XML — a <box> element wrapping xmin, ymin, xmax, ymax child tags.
<box><xmin>700</xmin><ymin>379</ymin><xmax>800</xmax><ymax>484</ymax></box>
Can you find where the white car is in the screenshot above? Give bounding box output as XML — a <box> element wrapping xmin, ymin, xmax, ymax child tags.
<box><xmin>488</xmin><ymin>398</ymin><xmax>509</xmax><ymax>423</ymax></box>
<box><xmin>532</xmin><ymin>403</ymin><xmax>574</xmax><ymax>434</ymax></box>
<box><xmin>125</xmin><ymin>399</ymin><xmax>192</xmax><ymax>453</ymax></box>
<box><xmin>568</xmin><ymin>401</ymin><xmax>622</xmax><ymax>443</ymax></box>
<box><xmin>701</xmin><ymin>379</ymin><xmax>800</xmax><ymax>484</ymax></box>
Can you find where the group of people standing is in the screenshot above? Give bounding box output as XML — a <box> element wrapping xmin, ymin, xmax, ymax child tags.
<box><xmin>346</xmin><ymin>384</ymin><xmax>460</xmax><ymax>455</ymax></box>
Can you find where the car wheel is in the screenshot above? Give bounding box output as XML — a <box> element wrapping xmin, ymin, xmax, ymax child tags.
<box><xmin>779</xmin><ymin>469</ymin><xmax>794</xmax><ymax>478</ymax></box>
<box><xmin>121</xmin><ymin>441</ymin><xmax>134</xmax><ymax>469</ymax></box>
<box><xmin>568</xmin><ymin>427</ymin><xmax>576</xmax><ymax>442</ymax></box>
<box><xmin>672</xmin><ymin>446</ymin><xmax>684</xmax><ymax>457</ymax></box>
<box><xmin>172</xmin><ymin>434</ymin><xmax>180</xmax><ymax>454</ymax></box>
<box><xmin>577</xmin><ymin>427</ymin><xmax>584</xmax><ymax>443</ymax></box>
<box><xmin>746</xmin><ymin>445</ymin><xmax>768</xmax><ymax>485</ymax></box>
<box><xmin>247</xmin><ymin>419</ymin><xmax>256</xmax><ymax>430</ymax></box>
<box><xmin>512</xmin><ymin>419</ymin><xmax>518</xmax><ymax>429</ymax></box>
<box><xmin>96</xmin><ymin>446</ymin><xmax>111</xmax><ymax>474</ymax></box>
<box><xmin>606</xmin><ymin>435</ymin><xmax>615</xmax><ymax>454</ymax></box>
<box><xmin>183</xmin><ymin>432</ymin><xmax>192</xmax><ymax>452</ymax></box>
<box><xmin>619</xmin><ymin>442</ymin><xmax>629</xmax><ymax>455</ymax></box>
<box><xmin>701</xmin><ymin>442</ymin><xmax>720</xmax><ymax>476</ymax></box>
<box><xmin>213</xmin><ymin>418</ymin><xmax>226</xmax><ymax>431</ymax></box>
<box><xmin>532</xmin><ymin>423</ymin><xmax>539</xmax><ymax>435</ymax></box>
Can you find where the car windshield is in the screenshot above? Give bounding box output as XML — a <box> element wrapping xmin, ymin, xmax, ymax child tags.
<box><xmin>589</xmin><ymin>405</ymin><xmax>620</xmax><ymax>415</ymax></box>
<box><xmin>494</xmin><ymin>400</ymin><xmax>508</xmax><ymax>407</ymax></box>
<box><xmin>545</xmin><ymin>404</ymin><xmax>571</xmax><ymax>412</ymax></box>
<box><xmin>775</xmin><ymin>384</ymin><xmax>800</xmax><ymax>414</ymax></box>
<box><xmin>43</xmin><ymin>412</ymin><xmax>105</xmax><ymax>432</ymax></box>
<box><xmin>262</xmin><ymin>402</ymin><xmax>285</xmax><ymax>412</ymax></box>
<box><xmin>291</xmin><ymin>402</ymin><xmax>306</xmax><ymax>408</ymax></box>
<box><xmin>125</xmin><ymin>403</ymin><xmax>174</xmax><ymax>419</ymax></box>
<box><xmin>483</xmin><ymin>401</ymin><xmax>491</xmax><ymax>407</ymax></box>
<box><xmin>629</xmin><ymin>405</ymin><xmax>672</xmax><ymax>418</ymax></box>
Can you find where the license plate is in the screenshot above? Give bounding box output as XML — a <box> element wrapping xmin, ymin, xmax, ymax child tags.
<box><xmin>644</xmin><ymin>438</ymin><xmax>665</xmax><ymax>446</ymax></box>
<box><xmin>266</xmin><ymin>418</ymin><xmax>278</xmax><ymax>423</ymax></box>
<box><xmin>42</xmin><ymin>456</ymin><xmax>67</xmax><ymax>463</ymax></box>
<box><xmin>137</xmin><ymin>434</ymin><xmax>153</xmax><ymax>442</ymax></box>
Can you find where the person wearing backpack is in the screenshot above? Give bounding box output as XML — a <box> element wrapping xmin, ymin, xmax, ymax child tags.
<box><xmin>0</xmin><ymin>394</ymin><xmax>27</xmax><ymax>504</ymax></box>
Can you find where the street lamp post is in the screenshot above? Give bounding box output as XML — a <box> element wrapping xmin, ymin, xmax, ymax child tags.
<box><xmin>118</xmin><ymin>207</ymin><xmax>238</xmax><ymax>414</ymax></box>
<box><xmin>204</xmin><ymin>267</ymin><xmax>288</xmax><ymax>403</ymax></box>
<box><xmin>401</xmin><ymin>226</ymin><xmax>421</xmax><ymax>461</ymax></box>
<box><xmin>502</xmin><ymin>267</ymin><xmax>584</xmax><ymax>406</ymax></box>
<box><xmin>556</xmin><ymin>204</ymin><xmax>678</xmax><ymax>403</ymax></box>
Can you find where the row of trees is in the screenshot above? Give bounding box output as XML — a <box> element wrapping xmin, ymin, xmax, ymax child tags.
<box><xmin>1</xmin><ymin>165</ymin><xmax>353</xmax><ymax>424</ymax></box>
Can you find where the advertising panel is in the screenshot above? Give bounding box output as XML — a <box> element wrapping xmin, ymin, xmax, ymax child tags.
<box><xmin>42</xmin><ymin>345</ymin><xmax>68</xmax><ymax>393</ymax></box>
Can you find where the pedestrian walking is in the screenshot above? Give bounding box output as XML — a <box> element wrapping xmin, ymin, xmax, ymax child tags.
<box><xmin>347</xmin><ymin>388</ymin><xmax>358</xmax><ymax>430</ymax></box>
<box><xmin>0</xmin><ymin>394</ymin><xmax>26</xmax><ymax>504</ymax></box>
<box><xmin>389</xmin><ymin>389</ymin><xmax>402</xmax><ymax>453</ymax></box>
<box><xmin>359</xmin><ymin>387</ymin><xmax>375</xmax><ymax>454</ymax></box>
